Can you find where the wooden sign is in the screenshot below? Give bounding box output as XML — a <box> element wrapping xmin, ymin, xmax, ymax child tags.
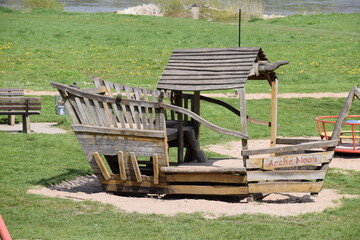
<box><xmin>263</xmin><ymin>152</ymin><xmax>333</xmax><ymax>170</ymax></box>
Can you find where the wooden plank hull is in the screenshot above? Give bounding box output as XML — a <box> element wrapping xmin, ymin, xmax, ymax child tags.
<box><xmin>73</xmin><ymin>127</ymin><xmax>333</xmax><ymax>196</ymax></box>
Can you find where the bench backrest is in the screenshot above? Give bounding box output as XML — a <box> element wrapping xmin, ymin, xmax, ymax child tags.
<box><xmin>0</xmin><ymin>88</ymin><xmax>24</xmax><ymax>97</ymax></box>
<box><xmin>0</xmin><ymin>97</ymin><xmax>41</xmax><ymax>111</ymax></box>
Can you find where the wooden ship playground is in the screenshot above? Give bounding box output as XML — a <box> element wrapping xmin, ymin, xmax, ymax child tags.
<box><xmin>50</xmin><ymin>47</ymin><xmax>360</xmax><ymax>200</ymax></box>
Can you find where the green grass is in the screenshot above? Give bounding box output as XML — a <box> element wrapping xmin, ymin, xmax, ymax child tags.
<box><xmin>0</xmin><ymin>8</ymin><xmax>359</xmax><ymax>92</ymax></box>
<box><xmin>0</xmin><ymin>131</ymin><xmax>359</xmax><ymax>239</ymax></box>
<box><xmin>0</xmin><ymin>8</ymin><xmax>359</xmax><ymax>239</ymax></box>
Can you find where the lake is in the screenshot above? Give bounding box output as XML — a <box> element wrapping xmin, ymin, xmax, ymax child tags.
<box><xmin>0</xmin><ymin>0</ymin><xmax>359</xmax><ymax>15</ymax></box>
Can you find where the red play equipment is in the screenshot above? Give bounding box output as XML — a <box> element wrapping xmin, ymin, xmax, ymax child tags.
<box><xmin>0</xmin><ymin>215</ymin><xmax>12</xmax><ymax>240</ymax></box>
<box><xmin>316</xmin><ymin>115</ymin><xmax>360</xmax><ymax>154</ymax></box>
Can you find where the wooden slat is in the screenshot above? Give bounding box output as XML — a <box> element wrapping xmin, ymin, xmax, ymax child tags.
<box><xmin>161</xmin><ymin>166</ymin><xmax>246</xmax><ymax>174</ymax></box>
<box><xmin>153</xmin><ymin>153</ymin><xmax>159</xmax><ymax>185</ymax></box>
<box><xmin>165</xmin><ymin>66</ymin><xmax>255</xmax><ymax>72</ymax></box>
<box><xmin>242</xmin><ymin>140</ymin><xmax>339</xmax><ymax>156</ymax></box>
<box><xmin>93</xmin><ymin>152</ymin><xmax>111</xmax><ymax>180</ymax></box>
<box><xmin>247</xmin><ymin>170</ymin><xmax>327</xmax><ymax>181</ymax></box>
<box><xmin>157</xmin><ymin>83</ymin><xmax>245</xmax><ymax>91</ymax></box>
<box><xmin>130</xmin><ymin>152</ymin><xmax>142</xmax><ymax>183</ymax></box>
<box><xmin>162</xmin><ymin>70</ymin><xmax>250</xmax><ymax>76</ymax></box>
<box><xmin>248</xmin><ymin>182</ymin><xmax>323</xmax><ymax>193</ymax></box>
<box><xmin>0</xmin><ymin>106</ymin><xmax>41</xmax><ymax>111</ymax></box>
<box><xmin>72</xmin><ymin>124</ymin><xmax>166</xmax><ymax>138</ymax></box>
<box><xmin>166</xmin><ymin>62</ymin><xmax>253</xmax><ymax>67</ymax></box>
<box><xmin>166</xmin><ymin>173</ymin><xmax>247</xmax><ymax>184</ymax></box>
<box><xmin>172</xmin><ymin>47</ymin><xmax>261</xmax><ymax>53</ymax></box>
<box><xmin>118</xmin><ymin>151</ymin><xmax>127</xmax><ymax>181</ymax></box>
<box><xmin>168</xmin><ymin>185</ymin><xmax>249</xmax><ymax>195</ymax></box>
<box><xmin>158</xmin><ymin>79</ymin><xmax>245</xmax><ymax>85</ymax></box>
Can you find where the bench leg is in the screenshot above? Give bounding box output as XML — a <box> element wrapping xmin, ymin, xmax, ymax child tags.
<box><xmin>7</xmin><ymin>115</ymin><xmax>15</xmax><ymax>126</ymax></box>
<box><xmin>22</xmin><ymin>114</ymin><xmax>31</xmax><ymax>133</ymax></box>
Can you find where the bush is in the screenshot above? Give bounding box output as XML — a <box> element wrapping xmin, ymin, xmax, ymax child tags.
<box><xmin>24</xmin><ymin>0</ymin><xmax>64</xmax><ymax>11</ymax></box>
<box><xmin>153</xmin><ymin>0</ymin><xmax>264</xmax><ymax>21</ymax></box>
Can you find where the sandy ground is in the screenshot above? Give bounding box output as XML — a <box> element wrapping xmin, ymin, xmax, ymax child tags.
<box><xmin>0</xmin><ymin>122</ymin><xmax>67</xmax><ymax>134</ymax></box>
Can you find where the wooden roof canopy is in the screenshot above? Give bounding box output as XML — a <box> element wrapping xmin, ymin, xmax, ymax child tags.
<box><xmin>157</xmin><ymin>47</ymin><xmax>288</xmax><ymax>91</ymax></box>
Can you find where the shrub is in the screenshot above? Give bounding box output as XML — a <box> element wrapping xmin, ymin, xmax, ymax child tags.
<box><xmin>153</xmin><ymin>0</ymin><xmax>264</xmax><ymax>21</ymax></box>
<box><xmin>24</xmin><ymin>0</ymin><xmax>64</xmax><ymax>11</ymax></box>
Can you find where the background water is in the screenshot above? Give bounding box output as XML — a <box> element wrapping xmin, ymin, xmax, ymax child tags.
<box><xmin>0</xmin><ymin>0</ymin><xmax>359</xmax><ymax>15</ymax></box>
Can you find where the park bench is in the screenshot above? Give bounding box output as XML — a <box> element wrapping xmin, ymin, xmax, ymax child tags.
<box><xmin>0</xmin><ymin>88</ymin><xmax>41</xmax><ymax>133</ymax></box>
<box><xmin>0</xmin><ymin>88</ymin><xmax>25</xmax><ymax>125</ymax></box>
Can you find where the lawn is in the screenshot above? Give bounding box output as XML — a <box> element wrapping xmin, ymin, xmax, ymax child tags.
<box><xmin>0</xmin><ymin>8</ymin><xmax>359</xmax><ymax>92</ymax></box>
<box><xmin>0</xmin><ymin>7</ymin><xmax>359</xmax><ymax>239</ymax></box>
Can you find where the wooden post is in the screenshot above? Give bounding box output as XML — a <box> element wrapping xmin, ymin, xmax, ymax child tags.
<box><xmin>238</xmin><ymin>88</ymin><xmax>248</xmax><ymax>165</ymax></box>
<box><xmin>191</xmin><ymin>4</ymin><xmax>200</xmax><ymax>20</ymax></box>
<box><xmin>8</xmin><ymin>115</ymin><xmax>15</xmax><ymax>126</ymax></box>
<box><xmin>193</xmin><ymin>91</ymin><xmax>201</xmax><ymax>139</ymax></box>
<box><xmin>270</xmin><ymin>78</ymin><xmax>278</xmax><ymax>154</ymax></box>
<box><xmin>153</xmin><ymin>153</ymin><xmax>159</xmax><ymax>185</ymax></box>
<box><xmin>175</xmin><ymin>91</ymin><xmax>184</xmax><ymax>164</ymax></box>
<box><xmin>118</xmin><ymin>151</ymin><xmax>127</xmax><ymax>181</ymax></box>
<box><xmin>22</xmin><ymin>114</ymin><xmax>31</xmax><ymax>134</ymax></box>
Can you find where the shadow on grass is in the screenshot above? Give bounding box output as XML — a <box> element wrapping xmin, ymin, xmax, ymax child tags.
<box><xmin>30</xmin><ymin>168</ymin><xmax>92</xmax><ymax>187</ymax></box>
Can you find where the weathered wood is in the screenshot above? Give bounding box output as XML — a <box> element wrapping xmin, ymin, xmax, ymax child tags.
<box><xmin>247</xmin><ymin>170</ymin><xmax>327</xmax><ymax>181</ymax></box>
<box><xmin>242</xmin><ymin>140</ymin><xmax>338</xmax><ymax>156</ymax></box>
<box><xmin>330</xmin><ymin>87</ymin><xmax>357</xmax><ymax>142</ymax></box>
<box><xmin>166</xmin><ymin>173</ymin><xmax>247</xmax><ymax>184</ymax></box>
<box><xmin>153</xmin><ymin>153</ymin><xmax>159</xmax><ymax>185</ymax></box>
<box><xmin>270</xmin><ymin>78</ymin><xmax>278</xmax><ymax>150</ymax></box>
<box><xmin>248</xmin><ymin>182</ymin><xmax>323</xmax><ymax>193</ymax></box>
<box><xmin>160</xmin><ymin>103</ymin><xmax>248</xmax><ymax>139</ymax></box>
<box><xmin>157</xmin><ymin>83</ymin><xmax>246</xmax><ymax>92</ymax></box>
<box><xmin>118</xmin><ymin>151</ymin><xmax>127</xmax><ymax>181</ymax></box>
<box><xmin>72</xmin><ymin>124</ymin><xmax>166</xmax><ymax>138</ymax></box>
<box><xmin>276</xmin><ymin>138</ymin><xmax>319</xmax><ymax>145</ymax></box>
<box><xmin>161</xmin><ymin>166</ymin><xmax>246</xmax><ymax>174</ymax></box>
<box><xmin>130</xmin><ymin>152</ymin><xmax>142</xmax><ymax>183</ymax></box>
<box><xmin>168</xmin><ymin>185</ymin><xmax>249</xmax><ymax>195</ymax></box>
<box><xmin>93</xmin><ymin>152</ymin><xmax>111</xmax><ymax>180</ymax></box>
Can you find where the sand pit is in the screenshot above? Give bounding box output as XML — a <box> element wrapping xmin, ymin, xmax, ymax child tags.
<box><xmin>28</xmin><ymin>138</ymin><xmax>359</xmax><ymax>218</ymax></box>
<box><xmin>28</xmin><ymin>175</ymin><xmax>357</xmax><ymax>218</ymax></box>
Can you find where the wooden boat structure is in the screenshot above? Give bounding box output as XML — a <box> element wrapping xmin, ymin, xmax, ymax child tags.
<box><xmin>51</xmin><ymin>47</ymin><xmax>353</xmax><ymax>200</ymax></box>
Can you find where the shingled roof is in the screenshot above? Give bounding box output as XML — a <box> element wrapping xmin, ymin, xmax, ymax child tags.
<box><xmin>157</xmin><ymin>47</ymin><xmax>268</xmax><ymax>91</ymax></box>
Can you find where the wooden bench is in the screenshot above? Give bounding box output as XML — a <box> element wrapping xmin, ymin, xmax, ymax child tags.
<box><xmin>0</xmin><ymin>88</ymin><xmax>25</xmax><ymax>125</ymax></box>
<box><xmin>0</xmin><ymin>97</ymin><xmax>41</xmax><ymax>133</ymax></box>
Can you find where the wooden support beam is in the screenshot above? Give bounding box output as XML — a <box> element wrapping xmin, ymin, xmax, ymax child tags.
<box><xmin>153</xmin><ymin>153</ymin><xmax>159</xmax><ymax>185</ymax></box>
<box><xmin>130</xmin><ymin>152</ymin><xmax>143</xmax><ymax>183</ymax></box>
<box><xmin>193</xmin><ymin>91</ymin><xmax>201</xmax><ymax>139</ymax></box>
<box><xmin>270</xmin><ymin>78</ymin><xmax>278</xmax><ymax>153</ymax></box>
<box><xmin>238</xmin><ymin>87</ymin><xmax>248</xmax><ymax>167</ymax></box>
<box><xmin>93</xmin><ymin>152</ymin><xmax>111</xmax><ymax>180</ymax></box>
<box><xmin>118</xmin><ymin>151</ymin><xmax>127</xmax><ymax>181</ymax></box>
<box><xmin>22</xmin><ymin>114</ymin><xmax>31</xmax><ymax>133</ymax></box>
